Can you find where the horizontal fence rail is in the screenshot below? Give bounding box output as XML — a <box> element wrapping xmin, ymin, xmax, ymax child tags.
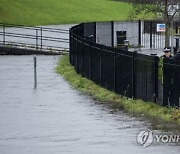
<box><xmin>70</xmin><ymin>23</ymin><xmax>180</xmax><ymax>108</ymax></box>
<box><xmin>0</xmin><ymin>23</ymin><xmax>69</xmax><ymax>53</ymax></box>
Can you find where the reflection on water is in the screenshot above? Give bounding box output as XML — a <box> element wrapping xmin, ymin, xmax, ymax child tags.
<box><xmin>0</xmin><ymin>56</ymin><xmax>179</xmax><ymax>154</ymax></box>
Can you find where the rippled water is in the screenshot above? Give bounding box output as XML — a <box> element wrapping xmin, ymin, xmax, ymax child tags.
<box><xmin>0</xmin><ymin>56</ymin><xmax>179</xmax><ymax>154</ymax></box>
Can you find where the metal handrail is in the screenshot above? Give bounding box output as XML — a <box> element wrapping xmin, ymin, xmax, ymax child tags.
<box><xmin>0</xmin><ymin>23</ymin><xmax>69</xmax><ymax>32</ymax></box>
<box><xmin>0</xmin><ymin>23</ymin><xmax>70</xmax><ymax>52</ymax></box>
<box><xmin>0</xmin><ymin>41</ymin><xmax>69</xmax><ymax>51</ymax></box>
<box><xmin>0</xmin><ymin>32</ymin><xmax>69</xmax><ymax>42</ymax></box>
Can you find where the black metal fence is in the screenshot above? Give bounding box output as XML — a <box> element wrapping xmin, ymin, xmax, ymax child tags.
<box><xmin>162</xmin><ymin>59</ymin><xmax>180</xmax><ymax>107</ymax></box>
<box><xmin>82</xmin><ymin>20</ymin><xmax>180</xmax><ymax>50</ymax></box>
<box><xmin>0</xmin><ymin>23</ymin><xmax>69</xmax><ymax>52</ymax></box>
<box><xmin>70</xmin><ymin>23</ymin><xmax>180</xmax><ymax>107</ymax></box>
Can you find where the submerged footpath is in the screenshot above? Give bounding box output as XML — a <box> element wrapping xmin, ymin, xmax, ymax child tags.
<box><xmin>56</xmin><ymin>54</ymin><xmax>180</xmax><ymax>130</ymax></box>
<box><xmin>2</xmin><ymin>55</ymin><xmax>180</xmax><ymax>153</ymax></box>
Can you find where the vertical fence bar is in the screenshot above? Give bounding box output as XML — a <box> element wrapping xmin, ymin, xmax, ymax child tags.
<box><xmin>150</xmin><ymin>21</ymin><xmax>153</xmax><ymax>48</ymax></box>
<box><xmin>81</xmin><ymin>41</ymin><xmax>84</xmax><ymax>76</ymax></box>
<box><xmin>34</xmin><ymin>57</ymin><xmax>37</xmax><ymax>88</ymax></box>
<box><xmin>111</xmin><ymin>21</ymin><xmax>114</xmax><ymax>47</ymax></box>
<box><xmin>72</xmin><ymin>34</ymin><xmax>75</xmax><ymax>66</ymax></box>
<box><xmin>158</xmin><ymin>32</ymin><xmax>159</xmax><ymax>48</ymax></box>
<box><xmin>132</xmin><ymin>52</ymin><xmax>134</xmax><ymax>99</ymax></box>
<box><xmin>138</xmin><ymin>20</ymin><xmax>141</xmax><ymax>47</ymax></box>
<box><xmin>76</xmin><ymin>39</ymin><xmax>79</xmax><ymax>72</ymax></box>
<box><xmin>133</xmin><ymin>51</ymin><xmax>138</xmax><ymax>99</ymax></box>
<box><xmin>3</xmin><ymin>24</ymin><xmax>5</xmax><ymax>45</ymax></box>
<box><xmin>153</xmin><ymin>31</ymin><xmax>156</xmax><ymax>48</ymax></box>
<box><xmin>170</xmin><ymin>20</ymin><xmax>174</xmax><ymax>54</ymax></box>
<box><xmin>71</xmin><ymin>33</ymin><xmax>73</xmax><ymax>64</ymax></box>
<box><xmin>36</xmin><ymin>29</ymin><xmax>38</xmax><ymax>50</ymax></box>
<box><xmin>94</xmin><ymin>22</ymin><xmax>96</xmax><ymax>43</ymax></box>
<box><xmin>114</xmin><ymin>48</ymin><xmax>116</xmax><ymax>92</ymax></box>
<box><xmin>70</xmin><ymin>31</ymin><xmax>73</xmax><ymax>65</ymax></box>
<box><xmin>175</xmin><ymin>22</ymin><xmax>179</xmax><ymax>51</ymax></box>
<box><xmin>100</xmin><ymin>45</ymin><xmax>102</xmax><ymax>85</ymax></box>
<box><xmin>40</xmin><ymin>28</ymin><xmax>43</xmax><ymax>50</ymax></box>
<box><xmin>154</xmin><ymin>56</ymin><xmax>159</xmax><ymax>102</ymax></box>
<box><xmin>145</xmin><ymin>62</ymin><xmax>148</xmax><ymax>101</ymax></box>
<box><xmin>69</xmin><ymin>31</ymin><xmax>71</xmax><ymax>64</ymax></box>
<box><xmin>89</xmin><ymin>42</ymin><xmax>92</xmax><ymax>79</ymax></box>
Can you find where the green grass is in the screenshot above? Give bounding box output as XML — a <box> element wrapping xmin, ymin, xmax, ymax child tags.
<box><xmin>0</xmin><ymin>0</ymin><xmax>155</xmax><ymax>26</ymax></box>
<box><xmin>56</xmin><ymin>54</ymin><xmax>180</xmax><ymax>129</ymax></box>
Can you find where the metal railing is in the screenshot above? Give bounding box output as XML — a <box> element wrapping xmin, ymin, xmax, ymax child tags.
<box><xmin>0</xmin><ymin>23</ymin><xmax>69</xmax><ymax>53</ymax></box>
<box><xmin>70</xmin><ymin>23</ymin><xmax>180</xmax><ymax>107</ymax></box>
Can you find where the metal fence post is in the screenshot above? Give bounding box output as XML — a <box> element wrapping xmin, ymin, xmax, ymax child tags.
<box><xmin>34</xmin><ymin>56</ymin><xmax>37</xmax><ymax>88</ymax></box>
<box><xmin>81</xmin><ymin>40</ymin><xmax>84</xmax><ymax>76</ymax></box>
<box><xmin>150</xmin><ymin>21</ymin><xmax>153</xmax><ymax>48</ymax></box>
<box><xmin>40</xmin><ymin>28</ymin><xmax>43</xmax><ymax>50</ymax></box>
<box><xmin>69</xmin><ymin>31</ymin><xmax>71</xmax><ymax>64</ymax></box>
<box><xmin>89</xmin><ymin>42</ymin><xmax>92</xmax><ymax>80</ymax></box>
<box><xmin>175</xmin><ymin>23</ymin><xmax>179</xmax><ymax>51</ymax></box>
<box><xmin>114</xmin><ymin>48</ymin><xmax>117</xmax><ymax>92</ymax></box>
<box><xmin>36</xmin><ymin>29</ymin><xmax>38</xmax><ymax>50</ymax></box>
<box><xmin>138</xmin><ymin>20</ymin><xmax>141</xmax><ymax>47</ymax></box>
<box><xmin>111</xmin><ymin>21</ymin><xmax>114</xmax><ymax>47</ymax></box>
<box><xmin>72</xmin><ymin>33</ymin><xmax>74</xmax><ymax>65</ymax></box>
<box><xmin>3</xmin><ymin>24</ymin><xmax>5</xmax><ymax>45</ymax></box>
<box><xmin>132</xmin><ymin>52</ymin><xmax>134</xmax><ymax>99</ymax></box>
<box><xmin>76</xmin><ymin>39</ymin><xmax>79</xmax><ymax>72</ymax></box>
<box><xmin>100</xmin><ymin>45</ymin><xmax>102</xmax><ymax>85</ymax></box>
<box><xmin>154</xmin><ymin>56</ymin><xmax>159</xmax><ymax>103</ymax></box>
<box><xmin>132</xmin><ymin>51</ymin><xmax>136</xmax><ymax>99</ymax></box>
<box><xmin>72</xmin><ymin>35</ymin><xmax>75</xmax><ymax>66</ymax></box>
<box><xmin>93</xmin><ymin>22</ymin><xmax>96</xmax><ymax>43</ymax></box>
<box><xmin>70</xmin><ymin>32</ymin><xmax>74</xmax><ymax>65</ymax></box>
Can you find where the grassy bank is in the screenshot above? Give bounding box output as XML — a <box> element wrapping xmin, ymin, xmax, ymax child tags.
<box><xmin>56</xmin><ymin>54</ymin><xmax>180</xmax><ymax>129</ymax></box>
<box><xmin>0</xmin><ymin>0</ymin><xmax>155</xmax><ymax>26</ymax></box>
<box><xmin>0</xmin><ymin>0</ymin><xmax>131</xmax><ymax>25</ymax></box>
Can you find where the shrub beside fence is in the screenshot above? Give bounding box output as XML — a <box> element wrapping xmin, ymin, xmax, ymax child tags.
<box><xmin>70</xmin><ymin>23</ymin><xmax>180</xmax><ymax>108</ymax></box>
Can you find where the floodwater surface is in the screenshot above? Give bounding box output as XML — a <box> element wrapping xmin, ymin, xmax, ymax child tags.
<box><xmin>0</xmin><ymin>56</ymin><xmax>179</xmax><ymax>154</ymax></box>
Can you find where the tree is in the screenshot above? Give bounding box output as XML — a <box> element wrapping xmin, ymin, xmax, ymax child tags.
<box><xmin>117</xmin><ymin>0</ymin><xmax>180</xmax><ymax>47</ymax></box>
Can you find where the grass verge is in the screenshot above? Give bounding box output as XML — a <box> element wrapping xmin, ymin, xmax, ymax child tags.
<box><xmin>56</xmin><ymin>54</ymin><xmax>180</xmax><ymax>129</ymax></box>
<box><xmin>0</xmin><ymin>0</ymin><xmax>155</xmax><ymax>26</ymax></box>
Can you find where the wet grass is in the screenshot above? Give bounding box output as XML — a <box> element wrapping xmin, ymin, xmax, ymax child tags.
<box><xmin>0</xmin><ymin>0</ymin><xmax>130</xmax><ymax>25</ymax></box>
<box><xmin>0</xmin><ymin>0</ymin><xmax>155</xmax><ymax>26</ymax></box>
<box><xmin>56</xmin><ymin>54</ymin><xmax>180</xmax><ymax>129</ymax></box>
